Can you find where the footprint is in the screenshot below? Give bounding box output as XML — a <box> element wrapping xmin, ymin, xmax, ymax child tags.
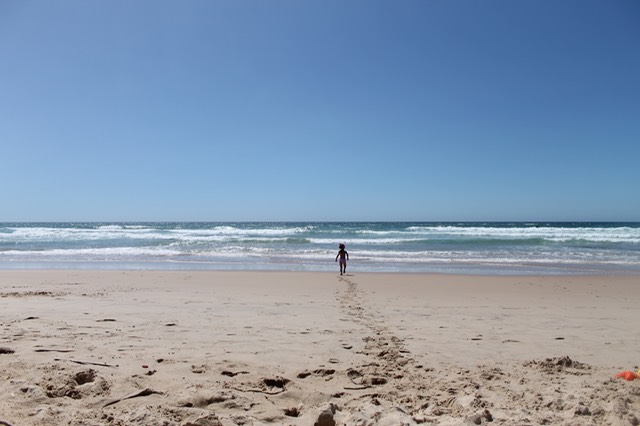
<box><xmin>263</xmin><ymin>377</ymin><xmax>289</xmax><ymax>388</ymax></box>
<box><xmin>221</xmin><ymin>370</ymin><xmax>249</xmax><ymax>377</ymax></box>
<box><xmin>297</xmin><ymin>369</ymin><xmax>335</xmax><ymax>379</ymax></box>
<box><xmin>191</xmin><ymin>364</ymin><xmax>207</xmax><ymax>374</ymax></box>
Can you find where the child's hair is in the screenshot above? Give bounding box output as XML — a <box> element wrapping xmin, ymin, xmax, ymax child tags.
<box><xmin>339</xmin><ymin>243</ymin><xmax>345</xmax><ymax>249</ymax></box>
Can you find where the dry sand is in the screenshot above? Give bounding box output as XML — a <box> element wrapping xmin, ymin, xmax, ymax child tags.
<box><xmin>1</xmin><ymin>270</ymin><xmax>639</xmax><ymax>425</ymax></box>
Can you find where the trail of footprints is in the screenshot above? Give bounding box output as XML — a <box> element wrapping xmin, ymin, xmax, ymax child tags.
<box><xmin>336</xmin><ymin>275</ymin><xmax>427</xmax><ymax>398</ymax></box>
<box><xmin>334</xmin><ymin>276</ymin><xmax>500</xmax><ymax>424</ymax></box>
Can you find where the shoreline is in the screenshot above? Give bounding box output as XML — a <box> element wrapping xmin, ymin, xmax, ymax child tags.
<box><xmin>1</xmin><ymin>270</ymin><xmax>639</xmax><ymax>425</ymax></box>
<box><xmin>1</xmin><ymin>262</ymin><xmax>639</xmax><ymax>276</ymax></box>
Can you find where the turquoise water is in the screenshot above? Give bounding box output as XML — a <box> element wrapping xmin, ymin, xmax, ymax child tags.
<box><xmin>0</xmin><ymin>222</ymin><xmax>639</xmax><ymax>274</ymax></box>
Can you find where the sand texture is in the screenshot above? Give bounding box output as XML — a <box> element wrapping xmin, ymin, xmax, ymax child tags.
<box><xmin>1</xmin><ymin>270</ymin><xmax>640</xmax><ymax>425</ymax></box>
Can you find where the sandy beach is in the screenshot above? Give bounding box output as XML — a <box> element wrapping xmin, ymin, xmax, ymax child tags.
<box><xmin>1</xmin><ymin>270</ymin><xmax>639</xmax><ymax>425</ymax></box>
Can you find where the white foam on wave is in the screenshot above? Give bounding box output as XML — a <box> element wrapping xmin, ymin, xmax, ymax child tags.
<box><xmin>354</xmin><ymin>230</ymin><xmax>402</xmax><ymax>235</ymax></box>
<box><xmin>202</xmin><ymin>225</ymin><xmax>314</xmax><ymax>236</ymax></box>
<box><xmin>2</xmin><ymin>244</ymin><xmax>638</xmax><ymax>271</ymax></box>
<box><xmin>4</xmin><ymin>224</ymin><xmax>638</xmax><ymax>245</ymax></box>
<box><xmin>1</xmin><ymin>246</ymin><xmax>181</xmax><ymax>258</ymax></box>
<box><xmin>1</xmin><ymin>226</ymin><xmax>170</xmax><ymax>242</ymax></box>
<box><xmin>308</xmin><ymin>237</ymin><xmax>423</xmax><ymax>245</ymax></box>
<box><xmin>404</xmin><ymin>226</ymin><xmax>640</xmax><ymax>243</ymax></box>
<box><xmin>0</xmin><ymin>224</ymin><xmax>313</xmax><ymax>242</ymax></box>
<box><xmin>341</xmin><ymin>248</ymin><xmax>640</xmax><ymax>266</ymax></box>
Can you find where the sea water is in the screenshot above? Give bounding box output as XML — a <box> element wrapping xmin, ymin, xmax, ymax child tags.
<box><xmin>0</xmin><ymin>222</ymin><xmax>639</xmax><ymax>274</ymax></box>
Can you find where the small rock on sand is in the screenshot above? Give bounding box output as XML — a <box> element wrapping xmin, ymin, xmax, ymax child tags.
<box><xmin>181</xmin><ymin>413</ymin><xmax>223</xmax><ymax>426</ymax></box>
<box><xmin>315</xmin><ymin>403</ymin><xmax>338</xmax><ymax>426</ymax></box>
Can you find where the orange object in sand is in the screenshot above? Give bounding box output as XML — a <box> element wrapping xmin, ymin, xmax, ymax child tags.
<box><xmin>614</xmin><ymin>371</ymin><xmax>639</xmax><ymax>381</ymax></box>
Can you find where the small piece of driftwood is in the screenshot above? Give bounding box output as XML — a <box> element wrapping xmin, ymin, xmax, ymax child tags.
<box><xmin>103</xmin><ymin>388</ymin><xmax>163</xmax><ymax>407</ymax></box>
<box><xmin>54</xmin><ymin>358</ymin><xmax>119</xmax><ymax>368</ymax></box>
<box><xmin>229</xmin><ymin>386</ymin><xmax>286</xmax><ymax>395</ymax></box>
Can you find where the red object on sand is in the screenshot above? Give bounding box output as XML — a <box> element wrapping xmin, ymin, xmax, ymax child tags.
<box><xmin>614</xmin><ymin>371</ymin><xmax>639</xmax><ymax>381</ymax></box>
<box><xmin>142</xmin><ymin>364</ymin><xmax>149</xmax><ymax>369</ymax></box>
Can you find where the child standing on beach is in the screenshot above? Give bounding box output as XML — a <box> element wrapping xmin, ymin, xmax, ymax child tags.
<box><xmin>335</xmin><ymin>243</ymin><xmax>349</xmax><ymax>275</ymax></box>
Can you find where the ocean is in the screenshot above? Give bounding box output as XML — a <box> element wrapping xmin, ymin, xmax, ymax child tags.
<box><xmin>0</xmin><ymin>222</ymin><xmax>639</xmax><ymax>275</ymax></box>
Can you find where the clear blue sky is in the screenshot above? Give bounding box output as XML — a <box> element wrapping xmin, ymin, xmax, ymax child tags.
<box><xmin>1</xmin><ymin>1</ymin><xmax>639</xmax><ymax>222</ymax></box>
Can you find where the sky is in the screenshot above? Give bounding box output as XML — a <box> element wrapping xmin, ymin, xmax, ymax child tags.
<box><xmin>1</xmin><ymin>1</ymin><xmax>639</xmax><ymax>222</ymax></box>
